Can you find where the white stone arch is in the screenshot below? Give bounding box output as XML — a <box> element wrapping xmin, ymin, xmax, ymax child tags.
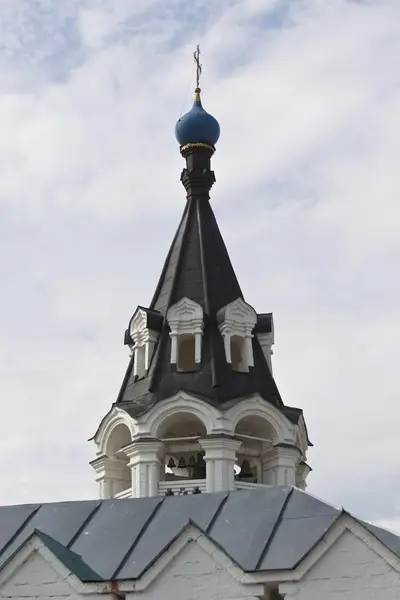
<box><xmin>227</xmin><ymin>395</ymin><xmax>297</xmax><ymax>445</ymax></box>
<box><xmin>137</xmin><ymin>392</ymin><xmax>218</xmax><ymax>438</ymax></box>
<box><xmin>95</xmin><ymin>407</ymin><xmax>136</xmax><ymax>457</ymax></box>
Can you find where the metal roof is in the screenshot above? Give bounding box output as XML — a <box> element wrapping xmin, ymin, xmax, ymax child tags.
<box><xmin>113</xmin><ymin>146</ymin><xmax>307</xmax><ymax>424</ymax></box>
<box><xmin>1</xmin><ymin>488</ymin><xmax>397</xmax><ymax>582</ymax></box>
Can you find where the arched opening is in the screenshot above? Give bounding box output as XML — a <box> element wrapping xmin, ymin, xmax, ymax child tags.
<box><xmin>157</xmin><ymin>412</ymin><xmax>207</xmax><ymax>495</ymax></box>
<box><xmin>234</xmin><ymin>415</ymin><xmax>276</xmax><ymax>487</ymax></box>
<box><xmin>231</xmin><ymin>335</ymin><xmax>247</xmax><ymax>372</ymax></box>
<box><xmin>177</xmin><ymin>334</ymin><xmax>196</xmax><ymax>372</ymax></box>
<box><xmin>105</xmin><ymin>423</ymin><xmax>132</xmax><ymax>497</ymax></box>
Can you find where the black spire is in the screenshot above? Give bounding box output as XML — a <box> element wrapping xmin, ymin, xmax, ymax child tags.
<box><xmin>116</xmin><ymin>122</ymin><xmax>290</xmax><ymax>419</ymax></box>
<box><xmin>113</xmin><ymin>86</ymin><xmax>304</xmax><ymax>429</ymax></box>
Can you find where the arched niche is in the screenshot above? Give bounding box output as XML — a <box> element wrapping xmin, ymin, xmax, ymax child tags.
<box><xmin>106</xmin><ymin>423</ymin><xmax>132</xmax><ymax>456</ymax></box>
<box><xmin>234</xmin><ymin>415</ymin><xmax>276</xmax><ymax>485</ymax></box>
<box><xmin>104</xmin><ymin>423</ymin><xmax>132</xmax><ymax>494</ymax></box>
<box><xmin>158</xmin><ymin>412</ymin><xmax>207</xmax><ymax>482</ymax></box>
<box><xmin>157</xmin><ymin>412</ymin><xmax>207</xmax><ymax>439</ymax></box>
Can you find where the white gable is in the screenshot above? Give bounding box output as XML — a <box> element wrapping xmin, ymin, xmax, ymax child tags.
<box><xmin>281</xmin><ymin>528</ymin><xmax>400</xmax><ymax>600</ymax></box>
<box><xmin>139</xmin><ymin>541</ymin><xmax>256</xmax><ymax>600</ymax></box>
<box><xmin>0</xmin><ymin>551</ymin><xmax>73</xmax><ymax>600</ymax></box>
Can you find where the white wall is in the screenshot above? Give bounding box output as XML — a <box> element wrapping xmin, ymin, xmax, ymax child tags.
<box><xmin>130</xmin><ymin>541</ymin><xmax>259</xmax><ymax>600</ymax></box>
<box><xmin>281</xmin><ymin>529</ymin><xmax>400</xmax><ymax>600</ymax></box>
<box><xmin>2</xmin><ymin>524</ymin><xmax>400</xmax><ymax>600</ymax></box>
<box><xmin>0</xmin><ymin>551</ymin><xmax>75</xmax><ymax>600</ymax></box>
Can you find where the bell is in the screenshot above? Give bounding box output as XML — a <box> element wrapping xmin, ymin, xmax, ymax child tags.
<box><xmin>178</xmin><ymin>457</ymin><xmax>186</xmax><ymax>469</ymax></box>
<box><xmin>167</xmin><ymin>457</ymin><xmax>176</xmax><ymax>469</ymax></box>
<box><xmin>196</xmin><ymin>452</ymin><xmax>205</xmax><ymax>465</ymax></box>
<box><xmin>188</xmin><ymin>455</ymin><xmax>196</xmax><ymax>467</ymax></box>
<box><xmin>239</xmin><ymin>460</ymin><xmax>253</xmax><ymax>479</ymax></box>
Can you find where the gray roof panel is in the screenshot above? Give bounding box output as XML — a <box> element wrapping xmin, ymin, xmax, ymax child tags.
<box><xmin>0</xmin><ymin>500</ymin><xmax>100</xmax><ymax>569</ymax></box>
<box><xmin>261</xmin><ymin>513</ymin><xmax>339</xmax><ymax>570</ymax></box>
<box><xmin>260</xmin><ymin>489</ymin><xmax>340</xmax><ymax>570</ymax></box>
<box><xmin>284</xmin><ymin>489</ymin><xmax>339</xmax><ymax>519</ymax></box>
<box><xmin>0</xmin><ymin>504</ymin><xmax>40</xmax><ymax>556</ymax></box>
<box><xmin>117</xmin><ymin>492</ymin><xmax>227</xmax><ymax>579</ymax></box>
<box><xmin>71</xmin><ymin>497</ymin><xmax>163</xmax><ymax>580</ymax></box>
<box><xmin>358</xmin><ymin>520</ymin><xmax>400</xmax><ymax>558</ymax></box>
<box><xmin>0</xmin><ymin>490</ymin><xmax>399</xmax><ymax>580</ymax></box>
<box><xmin>209</xmin><ymin>488</ymin><xmax>290</xmax><ymax>571</ymax></box>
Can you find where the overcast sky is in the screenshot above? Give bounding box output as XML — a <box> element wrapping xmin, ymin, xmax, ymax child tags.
<box><xmin>0</xmin><ymin>0</ymin><xmax>399</xmax><ymax>532</ymax></box>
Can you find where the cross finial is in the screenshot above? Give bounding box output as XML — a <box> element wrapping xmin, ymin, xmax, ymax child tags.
<box><xmin>193</xmin><ymin>45</ymin><xmax>202</xmax><ymax>90</ymax></box>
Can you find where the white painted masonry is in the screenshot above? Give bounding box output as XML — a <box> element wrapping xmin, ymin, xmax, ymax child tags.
<box><xmin>0</xmin><ymin>536</ymin><xmax>108</xmax><ymax>600</ymax></box>
<box><xmin>281</xmin><ymin>530</ymin><xmax>400</xmax><ymax>599</ymax></box>
<box><xmin>92</xmin><ymin>392</ymin><xmax>309</xmax><ymax>499</ymax></box>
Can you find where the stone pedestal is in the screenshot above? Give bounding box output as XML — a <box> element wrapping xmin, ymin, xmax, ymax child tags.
<box><xmin>199</xmin><ymin>437</ymin><xmax>242</xmax><ymax>493</ymax></box>
<box><xmin>125</xmin><ymin>440</ymin><xmax>164</xmax><ymax>498</ymax></box>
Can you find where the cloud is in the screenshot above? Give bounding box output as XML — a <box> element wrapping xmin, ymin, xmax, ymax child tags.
<box><xmin>0</xmin><ymin>0</ymin><xmax>399</xmax><ymax>533</ymax></box>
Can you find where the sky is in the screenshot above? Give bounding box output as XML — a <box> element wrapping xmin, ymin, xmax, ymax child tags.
<box><xmin>0</xmin><ymin>0</ymin><xmax>399</xmax><ymax>533</ymax></box>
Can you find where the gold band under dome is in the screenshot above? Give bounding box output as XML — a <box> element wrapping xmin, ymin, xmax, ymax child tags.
<box><xmin>180</xmin><ymin>142</ymin><xmax>215</xmax><ymax>152</ymax></box>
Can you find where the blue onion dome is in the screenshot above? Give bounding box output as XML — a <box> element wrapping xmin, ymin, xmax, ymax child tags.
<box><xmin>175</xmin><ymin>88</ymin><xmax>220</xmax><ymax>147</ymax></box>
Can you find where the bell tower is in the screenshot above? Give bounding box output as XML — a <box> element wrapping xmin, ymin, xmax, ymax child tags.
<box><xmin>90</xmin><ymin>53</ymin><xmax>311</xmax><ymax>499</ymax></box>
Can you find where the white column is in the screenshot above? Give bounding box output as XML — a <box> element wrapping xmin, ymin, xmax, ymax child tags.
<box><xmin>194</xmin><ymin>331</ymin><xmax>202</xmax><ymax>363</ymax></box>
<box><xmin>223</xmin><ymin>332</ymin><xmax>232</xmax><ymax>363</ymax></box>
<box><xmin>90</xmin><ymin>456</ymin><xmax>129</xmax><ymax>499</ymax></box>
<box><xmin>199</xmin><ymin>437</ymin><xmax>242</xmax><ymax>493</ymax></box>
<box><xmin>245</xmin><ymin>332</ymin><xmax>254</xmax><ymax>367</ymax></box>
<box><xmin>145</xmin><ymin>332</ymin><xmax>158</xmax><ymax>370</ymax></box>
<box><xmin>124</xmin><ymin>440</ymin><xmax>164</xmax><ymax>498</ymax></box>
<box><xmin>295</xmin><ymin>461</ymin><xmax>312</xmax><ymax>490</ymax></box>
<box><xmin>170</xmin><ymin>331</ymin><xmax>178</xmax><ymax>364</ymax></box>
<box><xmin>261</xmin><ymin>444</ymin><xmax>301</xmax><ymax>487</ymax></box>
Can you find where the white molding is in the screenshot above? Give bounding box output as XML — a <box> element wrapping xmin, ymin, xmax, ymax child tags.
<box><xmin>227</xmin><ymin>395</ymin><xmax>297</xmax><ymax>446</ymax></box>
<box><xmin>95</xmin><ymin>407</ymin><xmax>136</xmax><ymax>457</ymax></box>
<box><xmin>217</xmin><ymin>297</ymin><xmax>257</xmax><ymax>370</ymax></box>
<box><xmin>167</xmin><ymin>297</ymin><xmax>204</xmax><ymax>365</ymax></box>
<box><xmin>129</xmin><ymin>307</ymin><xmax>159</xmax><ymax>374</ymax></box>
<box><xmin>136</xmin><ymin>391</ymin><xmax>219</xmax><ymax>438</ymax></box>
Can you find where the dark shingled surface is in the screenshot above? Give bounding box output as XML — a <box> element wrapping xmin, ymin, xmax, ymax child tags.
<box><xmin>1</xmin><ymin>488</ymin><xmax>398</xmax><ymax>582</ymax></box>
<box><xmin>116</xmin><ymin>193</ymin><xmax>289</xmax><ymax>417</ymax></box>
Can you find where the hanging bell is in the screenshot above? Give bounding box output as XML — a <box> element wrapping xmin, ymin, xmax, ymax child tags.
<box><xmin>178</xmin><ymin>457</ymin><xmax>186</xmax><ymax>469</ymax></box>
<box><xmin>239</xmin><ymin>460</ymin><xmax>253</xmax><ymax>479</ymax></box>
<box><xmin>167</xmin><ymin>457</ymin><xmax>176</xmax><ymax>469</ymax></box>
<box><xmin>188</xmin><ymin>455</ymin><xmax>196</xmax><ymax>467</ymax></box>
<box><xmin>196</xmin><ymin>452</ymin><xmax>205</xmax><ymax>465</ymax></box>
